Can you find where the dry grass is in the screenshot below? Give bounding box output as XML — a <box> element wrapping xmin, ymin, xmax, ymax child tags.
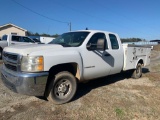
<box><xmin>145</xmin><ymin>72</ymin><xmax>160</xmax><ymax>81</ymax></box>
<box><xmin>0</xmin><ymin>45</ymin><xmax>160</xmax><ymax>120</ymax></box>
<box><xmin>153</xmin><ymin>44</ymin><xmax>160</xmax><ymax>51</ymax></box>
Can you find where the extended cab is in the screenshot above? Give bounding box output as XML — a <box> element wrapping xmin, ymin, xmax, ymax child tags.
<box><xmin>1</xmin><ymin>30</ymin><xmax>151</xmax><ymax>104</ymax></box>
<box><xmin>0</xmin><ymin>34</ymin><xmax>35</xmax><ymax>58</ymax></box>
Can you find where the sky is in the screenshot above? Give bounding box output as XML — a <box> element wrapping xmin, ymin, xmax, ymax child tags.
<box><xmin>0</xmin><ymin>0</ymin><xmax>160</xmax><ymax>40</ymax></box>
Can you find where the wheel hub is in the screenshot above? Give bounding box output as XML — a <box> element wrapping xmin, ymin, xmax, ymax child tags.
<box><xmin>54</xmin><ymin>79</ymin><xmax>72</xmax><ymax>99</ymax></box>
<box><xmin>58</xmin><ymin>83</ymin><xmax>68</xmax><ymax>93</ymax></box>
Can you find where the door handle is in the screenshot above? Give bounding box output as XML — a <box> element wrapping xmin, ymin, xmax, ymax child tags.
<box><xmin>11</xmin><ymin>43</ymin><xmax>15</xmax><ymax>45</ymax></box>
<box><xmin>104</xmin><ymin>54</ymin><xmax>111</xmax><ymax>56</ymax></box>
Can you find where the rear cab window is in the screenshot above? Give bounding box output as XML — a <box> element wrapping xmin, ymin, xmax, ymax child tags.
<box><xmin>109</xmin><ymin>34</ymin><xmax>119</xmax><ymax>49</ymax></box>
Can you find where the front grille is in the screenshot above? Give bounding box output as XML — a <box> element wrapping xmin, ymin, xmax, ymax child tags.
<box><xmin>3</xmin><ymin>52</ymin><xmax>19</xmax><ymax>71</ymax></box>
<box><xmin>5</xmin><ymin>64</ymin><xmax>17</xmax><ymax>71</ymax></box>
<box><xmin>3</xmin><ymin>52</ymin><xmax>18</xmax><ymax>61</ymax></box>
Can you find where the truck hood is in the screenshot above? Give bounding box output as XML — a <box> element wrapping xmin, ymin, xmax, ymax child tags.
<box><xmin>4</xmin><ymin>44</ymin><xmax>63</xmax><ymax>55</ymax></box>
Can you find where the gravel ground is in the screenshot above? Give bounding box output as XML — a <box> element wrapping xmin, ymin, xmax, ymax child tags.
<box><xmin>0</xmin><ymin>49</ymin><xmax>160</xmax><ymax>120</ymax></box>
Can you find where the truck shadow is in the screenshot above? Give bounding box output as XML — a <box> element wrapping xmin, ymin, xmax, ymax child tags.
<box><xmin>73</xmin><ymin>68</ymin><xmax>150</xmax><ymax>102</ymax></box>
<box><xmin>93</xmin><ymin>50</ymin><xmax>115</xmax><ymax>67</ymax></box>
<box><xmin>142</xmin><ymin>68</ymin><xmax>150</xmax><ymax>73</ymax></box>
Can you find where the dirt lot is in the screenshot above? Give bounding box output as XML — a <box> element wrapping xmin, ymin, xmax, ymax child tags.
<box><xmin>0</xmin><ymin>45</ymin><xmax>160</xmax><ymax>120</ymax></box>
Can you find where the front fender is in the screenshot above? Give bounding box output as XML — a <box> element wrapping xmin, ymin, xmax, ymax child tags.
<box><xmin>43</xmin><ymin>50</ymin><xmax>83</xmax><ymax>79</ymax></box>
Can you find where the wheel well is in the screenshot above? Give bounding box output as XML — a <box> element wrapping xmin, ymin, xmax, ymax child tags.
<box><xmin>44</xmin><ymin>63</ymin><xmax>80</xmax><ymax>97</ymax></box>
<box><xmin>48</xmin><ymin>63</ymin><xmax>79</xmax><ymax>78</ymax></box>
<box><xmin>138</xmin><ymin>59</ymin><xmax>144</xmax><ymax>66</ymax></box>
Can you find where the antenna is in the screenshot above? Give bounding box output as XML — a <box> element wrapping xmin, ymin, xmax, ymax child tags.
<box><xmin>69</xmin><ymin>22</ymin><xmax>72</xmax><ymax>31</ymax></box>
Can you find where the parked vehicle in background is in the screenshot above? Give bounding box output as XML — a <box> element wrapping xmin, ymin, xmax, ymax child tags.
<box><xmin>1</xmin><ymin>30</ymin><xmax>151</xmax><ymax>104</ymax></box>
<box><xmin>40</xmin><ymin>36</ymin><xmax>55</xmax><ymax>44</ymax></box>
<box><xmin>29</xmin><ymin>36</ymin><xmax>55</xmax><ymax>44</ymax></box>
<box><xmin>0</xmin><ymin>34</ymin><xmax>35</xmax><ymax>58</ymax></box>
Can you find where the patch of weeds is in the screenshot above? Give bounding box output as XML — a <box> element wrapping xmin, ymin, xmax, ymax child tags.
<box><xmin>145</xmin><ymin>73</ymin><xmax>160</xmax><ymax>81</ymax></box>
<box><xmin>153</xmin><ymin>45</ymin><xmax>160</xmax><ymax>51</ymax></box>
<box><xmin>150</xmin><ymin>63</ymin><xmax>160</xmax><ymax>72</ymax></box>
<box><xmin>115</xmin><ymin>108</ymin><xmax>125</xmax><ymax>119</ymax></box>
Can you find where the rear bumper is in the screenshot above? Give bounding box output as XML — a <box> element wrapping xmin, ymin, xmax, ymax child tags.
<box><xmin>1</xmin><ymin>65</ymin><xmax>49</xmax><ymax>96</ymax></box>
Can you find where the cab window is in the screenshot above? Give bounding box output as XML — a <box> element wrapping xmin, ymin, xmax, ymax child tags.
<box><xmin>12</xmin><ymin>36</ymin><xmax>20</xmax><ymax>42</ymax></box>
<box><xmin>87</xmin><ymin>33</ymin><xmax>108</xmax><ymax>50</ymax></box>
<box><xmin>109</xmin><ymin>34</ymin><xmax>119</xmax><ymax>49</ymax></box>
<box><xmin>21</xmin><ymin>37</ymin><xmax>35</xmax><ymax>43</ymax></box>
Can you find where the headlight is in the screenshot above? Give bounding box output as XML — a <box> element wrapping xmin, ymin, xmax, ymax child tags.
<box><xmin>21</xmin><ymin>56</ymin><xmax>44</xmax><ymax>72</ymax></box>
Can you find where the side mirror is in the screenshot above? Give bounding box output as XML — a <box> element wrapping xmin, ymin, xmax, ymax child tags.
<box><xmin>97</xmin><ymin>39</ymin><xmax>105</xmax><ymax>51</ymax></box>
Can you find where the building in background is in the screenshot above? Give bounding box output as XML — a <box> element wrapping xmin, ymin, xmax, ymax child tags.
<box><xmin>0</xmin><ymin>23</ymin><xmax>27</xmax><ymax>39</ymax></box>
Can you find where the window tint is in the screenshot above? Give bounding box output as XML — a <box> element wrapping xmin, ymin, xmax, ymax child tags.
<box><xmin>21</xmin><ymin>37</ymin><xmax>34</xmax><ymax>43</ymax></box>
<box><xmin>87</xmin><ymin>33</ymin><xmax>108</xmax><ymax>50</ymax></box>
<box><xmin>12</xmin><ymin>36</ymin><xmax>20</xmax><ymax>41</ymax></box>
<box><xmin>2</xmin><ymin>35</ymin><xmax>8</xmax><ymax>41</ymax></box>
<box><xmin>109</xmin><ymin>34</ymin><xmax>119</xmax><ymax>49</ymax></box>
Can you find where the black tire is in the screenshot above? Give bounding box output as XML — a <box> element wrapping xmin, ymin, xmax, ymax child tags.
<box><xmin>132</xmin><ymin>63</ymin><xmax>142</xmax><ymax>79</ymax></box>
<box><xmin>48</xmin><ymin>71</ymin><xmax>77</xmax><ymax>104</ymax></box>
<box><xmin>0</xmin><ymin>49</ymin><xmax>2</xmax><ymax>59</ymax></box>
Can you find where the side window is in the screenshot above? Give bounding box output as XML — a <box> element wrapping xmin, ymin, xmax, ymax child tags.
<box><xmin>21</xmin><ymin>37</ymin><xmax>35</xmax><ymax>43</ymax></box>
<box><xmin>87</xmin><ymin>33</ymin><xmax>108</xmax><ymax>50</ymax></box>
<box><xmin>109</xmin><ymin>34</ymin><xmax>119</xmax><ymax>49</ymax></box>
<box><xmin>2</xmin><ymin>35</ymin><xmax>8</xmax><ymax>41</ymax></box>
<box><xmin>12</xmin><ymin>36</ymin><xmax>20</xmax><ymax>42</ymax></box>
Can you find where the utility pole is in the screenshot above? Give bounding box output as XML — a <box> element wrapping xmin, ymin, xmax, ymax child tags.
<box><xmin>69</xmin><ymin>22</ymin><xmax>71</xmax><ymax>31</ymax></box>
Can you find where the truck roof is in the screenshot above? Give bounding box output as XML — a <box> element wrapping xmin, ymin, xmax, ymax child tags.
<box><xmin>71</xmin><ymin>30</ymin><xmax>118</xmax><ymax>35</ymax></box>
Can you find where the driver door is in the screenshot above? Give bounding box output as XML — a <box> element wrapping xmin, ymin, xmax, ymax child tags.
<box><xmin>81</xmin><ymin>32</ymin><xmax>112</xmax><ymax>80</ymax></box>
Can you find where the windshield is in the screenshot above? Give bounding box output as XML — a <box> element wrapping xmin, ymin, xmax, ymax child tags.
<box><xmin>49</xmin><ymin>32</ymin><xmax>90</xmax><ymax>47</ymax></box>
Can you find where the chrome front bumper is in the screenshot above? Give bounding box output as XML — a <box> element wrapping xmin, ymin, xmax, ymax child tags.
<box><xmin>1</xmin><ymin>65</ymin><xmax>49</xmax><ymax>96</ymax></box>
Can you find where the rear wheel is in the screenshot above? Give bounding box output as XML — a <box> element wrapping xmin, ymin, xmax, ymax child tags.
<box><xmin>132</xmin><ymin>63</ymin><xmax>142</xmax><ymax>79</ymax></box>
<box><xmin>48</xmin><ymin>71</ymin><xmax>77</xmax><ymax>104</ymax></box>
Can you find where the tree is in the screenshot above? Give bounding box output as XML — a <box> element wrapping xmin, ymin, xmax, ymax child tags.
<box><xmin>52</xmin><ymin>34</ymin><xmax>59</xmax><ymax>38</ymax></box>
<box><xmin>27</xmin><ymin>30</ymin><xmax>59</xmax><ymax>37</ymax></box>
<box><xmin>35</xmin><ymin>32</ymin><xmax>40</xmax><ymax>36</ymax></box>
<box><xmin>26</xmin><ymin>31</ymin><xmax>33</xmax><ymax>36</ymax></box>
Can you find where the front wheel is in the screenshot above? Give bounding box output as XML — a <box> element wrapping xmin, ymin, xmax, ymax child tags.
<box><xmin>132</xmin><ymin>63</ymin><xmax>142</xmax><ymax>79</ymax></box>
<box><xmin>48</xmin><ymin>71</ymin><xmax>77</xmax><ymax>104</ymax></box>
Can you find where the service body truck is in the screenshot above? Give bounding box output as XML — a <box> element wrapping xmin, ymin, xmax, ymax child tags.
<box><xmin>1</xmin><ymin>30</ymin><xmax>151</xmax><ymax>104</ymax></box>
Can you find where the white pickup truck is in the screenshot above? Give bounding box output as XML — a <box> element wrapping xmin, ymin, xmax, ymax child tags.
<box><xmin>0</xmin><ymin>34</ymin><xmax>35</xmax><ymax>58</ymax></box>
<box><xmin>1</xmin><ymin>30</ymin><xmax>151</xmax><ymax>104</ymax></box>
